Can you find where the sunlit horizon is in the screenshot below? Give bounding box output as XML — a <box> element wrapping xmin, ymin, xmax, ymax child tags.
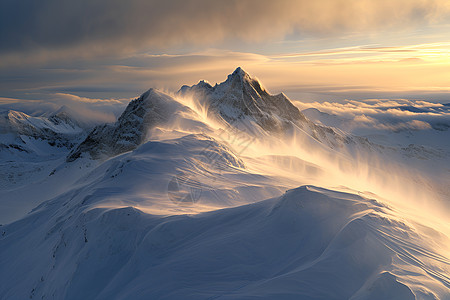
<box><xmin>1</xmin><ymin>0</ymin><xmax>450</xmax><ymax>105</ymax></box>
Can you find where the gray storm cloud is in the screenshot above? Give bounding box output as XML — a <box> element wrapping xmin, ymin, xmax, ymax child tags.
<box><xmin>1</xmin><ymin>0</ymin><xmax>449</xmax><ymax>64</ymax></box>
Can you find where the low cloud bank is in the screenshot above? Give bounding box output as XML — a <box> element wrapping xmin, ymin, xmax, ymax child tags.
<box><xmin>298</xmin><ymin>99</ymin><xmax>450</xmax><ymax>132</ymax></box>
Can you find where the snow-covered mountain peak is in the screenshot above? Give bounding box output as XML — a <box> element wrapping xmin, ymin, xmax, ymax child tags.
<box><xmin>48</xmin><ymin>106</ymin><xmax>83</xmax><ymax>129</ymax></box>
<box><xmin>1</xmin><ymin>110</ymin><xmax>40</xmax><ymax>128</ymax></box>
<box><xmin>67</xmin><ymin>69</ymin><xmax>376</xmax><ymax>162</ymax></box>
<box><xmin>67</xmin><ymin>88</ymin><xmax>192</xmax><ymax>161</ymax></box>
<box><xmin>178</xmin><ymin>67</ymin><xmax>308</xmax><ymax>134</ymax></box>
<box><xmin>0</xmin><ymin>109</ymin><xmax>82</xmax><ymax>136</ymax></box>
<box><xmin>221</xmin><ymin>66</ymin><xmax>268</xmax><ymax>99</ymax></box>
<box><xmin>0</xmin><ymin>108</ymin><xmax>85</xmax><ymax>169</ymax></box>
<box><xmin>198</xmin><ymin>80</ymin><xmax>213</xmax><ymax>89</ymax></box>
<box><xmin>2</xmin><ymin>109</ymin><xmax>28</xmax><ymax>120</ymax></box>
<box><xmin>176</xmin><ymin>68</ymin><xmax>363</xmax><ymax>149</ymax></box>
<box><xmin>226</xmin><ymin>66</ymin><xmax>252</xmax><ymax>81</ymax></box>
<box><xmin>232</xmin><ymin>66</ymin><xmax>246</xmax><ymax>75</ymax></box>
<box><xmin>118</xmin><ymin>88</ymin><xmax>175</xmax><ymax>122</ymax></box>
<box><xmin>227</xmin><ymin>66</ymin><xmax>252</xmax><ymax>81</ymax></box>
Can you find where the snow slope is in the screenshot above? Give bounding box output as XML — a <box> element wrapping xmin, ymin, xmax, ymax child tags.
<box><xmin>0</xmin><ymin>108</ymin><xmax>91</xmax><ymax>222</ymax></box>
<box><xmin>1</xmin><ymin>184</ymin><xmax>448</xmax><ymax>299</ymax></box>
<box><xmin>0</xmin><ymin>109</ymin><xmax>86</xmax><ymax>189</ymax></box>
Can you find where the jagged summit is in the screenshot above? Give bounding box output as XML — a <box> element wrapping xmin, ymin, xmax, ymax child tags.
<box><xmin>67</xmin><ymin>88</ymin><xmax>188</xmax><ymax>161</ymax></box>
<box><xmin>178</xmin><ymin>67</ymin><xmax>355</xmax><ymax>147</ymax></box>
<box><xmin>226</xmin><ymin>67</ymin><xmax>252</xmax><ymax>82</ymax></box>
<box><xmin>227</xmin><ymin>67</ymin><xmax>252</xmax><ymax>81</ymax></box>
<box><xmin>67</xmin><ymin>69</ymin><xmax>353</xmax><ymax>162</ymax></box>
<box><xmin>179</xmin><ymin>67</ymin><xmax>265</xmax><ymax>95</ymax></box>
<box><xmin>233</xmin><ymin>66</ymin><xmax>245</xmax><ymax>74</ymax></box>
<box><xmin>48</xmin><ymin>105</ymin><xmax>83</xmax><ymax>129</ymax></box>
<box><xmin>0</xmin><ymin>109</ymin><xmax>82</xmax><ymax>136</ymax></box>
<box><xmin>178</xmin><ymin>67</ymin><xmax>307</xmax><ymax>133</ymax></box>
<box><xmin>224</xmin><ymin>67</ymin><xmax>268</xmax><ymax>96</ymax></box>
<box><xmin>227</xmin><ymin>67</ymin><xmax>259</xmax><ymax>83</ymax></box>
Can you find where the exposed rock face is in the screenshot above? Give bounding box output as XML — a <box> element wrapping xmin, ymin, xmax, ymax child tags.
<box><xmin>67</xmin><ymin>89</ymin><xmax>185</xmax><ymax>161</ymax></box>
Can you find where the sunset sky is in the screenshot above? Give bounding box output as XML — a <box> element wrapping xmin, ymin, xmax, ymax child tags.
<box><xmin>1</xmin><ymin>0</ymin><xmax>450</xmax><ymax>104</ymax></box>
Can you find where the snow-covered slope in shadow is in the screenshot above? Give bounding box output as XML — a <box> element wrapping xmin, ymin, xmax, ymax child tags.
<box><xmin>0</xmin><ymin>109</ymin><xmax>88</xmax><ymax>197</ymax></box>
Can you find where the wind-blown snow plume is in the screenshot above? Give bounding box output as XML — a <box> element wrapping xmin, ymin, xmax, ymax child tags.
<box><xmin>173</xmin><ymin>69</ymin><xmax>449</xmax><ymax>216</ymax></box>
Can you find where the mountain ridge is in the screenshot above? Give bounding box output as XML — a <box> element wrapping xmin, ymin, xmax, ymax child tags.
<box><xmin>67</xmin><ymin>89</ymin><xmax>191</xmax><ymax>161</ymax></box>
<box><xmin>179</xmin><ymin>67</ymin><xmax>309</xmax><ymax>133</ymax></box>
<box><xmin>66</xmin><ymin>67</ymin><xmax>381</xmax><ymax>162</ymax></box>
